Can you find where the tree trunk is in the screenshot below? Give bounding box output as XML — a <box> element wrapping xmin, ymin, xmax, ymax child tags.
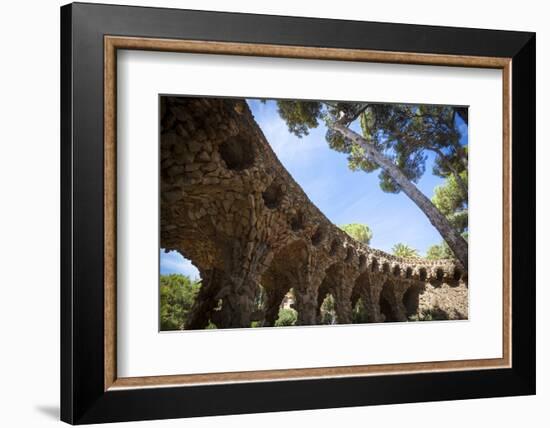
<box><xmin>331</xmin><ymin>122</ymin><xmax>468</xmax><ymax>270</ymax></box>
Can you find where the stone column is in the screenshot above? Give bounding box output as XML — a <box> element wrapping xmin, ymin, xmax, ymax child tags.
<box><xmin>392</xmin><ymin>279</ymin><xmax>412</xmax><ymax>322</ymax></box>
<box><xmin>333</xmin><ymin>284</ymin><xmax>353</xmax><ymax>325</ymax></box>
<box><xmin>316</xmin><ymin>284</ymin><xmax>329</xmax><ymax>324</ymax></box>
<box><xmin>215</xmin><ymin>241</ymin><xmax>273</xmax><ymax>328</ymax></box>
<box><xmin>362</xmin><ymin>273</ymin><xmax>385</xmax><ymax>323</ymax></box>
<box><xmin>184</xmin><ymin>268</ymin><xmax>224</xmax><ymax>329</ymax></box>
<box><xmin>327</xmin><ymin>264</ymin><xmax>357</xmax><ymax>325</ymax></box>
<box><xmin>289</xmin><ymin>250</ymin><xmax>329</xmax><ymax>326</ymax></box>
<box><xmin>401</xmin><ymin>281</ymin><xmax>422</xmax><ymax>318</ymax></box>
<box><xmin>293</xmin><ymin>274</ymin><xmax>324</xmax><ymax>325</ymax></box>
<box><xmin>263</xmin><ymin>286</ymin><xmax>287</xmax><ymax>327</ymax></box>
<box><xmin>377</xmin><ymin>278</ymin><xmax>409</xmax><ymax>323</ymax></box>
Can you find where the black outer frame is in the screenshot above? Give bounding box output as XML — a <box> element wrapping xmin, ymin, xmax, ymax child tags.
<box><xmin>60</xmin><ymin>2</ymin><xmax>535</xmax><ymax>424</ymax></box>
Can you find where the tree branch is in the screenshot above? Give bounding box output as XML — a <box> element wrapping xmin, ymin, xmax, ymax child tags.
<box><xmin>330</xmin><ymin>120</ymin><xmax>468</xmax><ymax>269</ymax></box>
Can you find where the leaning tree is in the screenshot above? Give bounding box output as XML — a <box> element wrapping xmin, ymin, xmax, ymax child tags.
<box><xmin>274</xmin><ymin>101</ymin><xmax>469</xmax><ymax>269</ymax></box>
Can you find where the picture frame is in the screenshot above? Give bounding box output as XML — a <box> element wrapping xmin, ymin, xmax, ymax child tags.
<box><xmin>60</xmin><ymin>2</ymin><xmax>535</xmax><ymax>424</ymax></box>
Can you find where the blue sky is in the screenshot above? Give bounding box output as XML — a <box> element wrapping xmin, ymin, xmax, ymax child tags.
<box><xmin>161</xmin><ymin>99</ymin><xmax>467</xmax><ymax>279</ymax></box>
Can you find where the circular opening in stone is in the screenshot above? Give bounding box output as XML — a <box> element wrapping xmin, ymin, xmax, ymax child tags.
<box><xmin>311</xmin><ymin>226</ymin><xmax>325</xmax><ymax>246</ymax></box>
<box><xmin>345</xmin><ymin>247</ymin><xmax>354</xmax><ymax>263</ymax></box>
<box><xmin>371</xmin><ymin>258</ymin><xmax>379</xmax><ymax>273</ymax></box>
<box><xmin>329</xmin><ymin>239</ymin><xmax>340</xmax><ymax>256</ymax></box>
<box><xmin>290</xmin><ymin>211</ymin><xmax>305</xmax><ymax>231</ymax></box>
<box><xmin>419</xmin><ymin>268</ymin><xmax>427</xmax><ymax>281</ymax></box>
<box><xmin>262</xmin><ymin>181</ymin><xmax>284</xmax><ymax>209</ymax></box>
<box><xmin>219</xmin><ymin>135</ymin><xmax>255</xmax><ymax>171</ymax></box>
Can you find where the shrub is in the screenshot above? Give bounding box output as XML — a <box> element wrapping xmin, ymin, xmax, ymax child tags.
<box><xmin>274</xmin><ymin>308</ymin><xmax>297</xmax><ymax>327</ymax></box>
<box><xmin>352</xmin><ymin>298</ymin><xmax>370</xmax><ymax>324</ymax></box>
<box><xmin>159</xmin><ymin>274</ymin><xmax>201</xmax><ymax>330</ymax></box>
<box><xmin>319</xmin><ymin>294</ymin><xmax>336</xmax><ymax>325</ymax></box>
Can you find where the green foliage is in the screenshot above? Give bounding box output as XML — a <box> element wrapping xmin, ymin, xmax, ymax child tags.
<box><xmin>433</xmin><ymin>145</ymin><xmax>468</xmax><ymax>180</ymax></box>
<box><xmin>432</xmin><ymin>171</ymin><xmax>468</xmax><ymax>233</ymax></box>
<box><xmin>274</xmin><ymin>308</ymin><xmax>298</xmax><ymax>327</ymax></box>
<box><xmin>356</xmin><ymin>104</ymin><xmax>463</xmax><ymax>193</ymax></box>
<box><xmin>426</xmin><ymin>232</ymin><xmax>468</xmax><ymax>260</ymax></box>
<box><xmin>392</xmin><ymin>243</ymin><xmax>420</xmax><ymax>258</ymax></box>
<box><xmin>426</xmin><ymin>243</ymin><xmax>453</xmax><ymax>260</ymax></box>
<box><xmin>274</xmin><ymin>100</ymin><xmax>467</xmax><ymax>197</ymax></box>
<box><xmin>276</xmin><ymin>100</ymin><xmax>322</xmax><ymax>137</ymax></box>
<box><xmin>159</xmin><ymin>274</ymin><xmax>201</xmax><ymax>331</ymax></box>
<box><xmin>319</xmin><ymin>294</ymin><xmax>336</xmax><ymax>325</ymax></box>
<box><xmin>340</xmin><ymin>223</ymin><xmax>373</xmax><ymax>245</ymax></box>
<box><xmin>273</xmin><ymin>99</ymin><xmax>469</xmax><ymax>265</ymax></box>
<box><xmin>352</xmin><ymin>298</ymin><xmax>370</xmax><ymax>324</ymax></box>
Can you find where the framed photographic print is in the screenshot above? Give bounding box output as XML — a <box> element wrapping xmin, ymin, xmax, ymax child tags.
<box><xmin>60</xmin><ymin>2</ymin><xmax>536</xmax><ymax>424</ymax></box>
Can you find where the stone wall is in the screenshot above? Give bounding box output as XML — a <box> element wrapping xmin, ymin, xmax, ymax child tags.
<box><xmin>160</xmin><ymin>96</ymin><xmax>468</xmax><ymax>329</ymax></box>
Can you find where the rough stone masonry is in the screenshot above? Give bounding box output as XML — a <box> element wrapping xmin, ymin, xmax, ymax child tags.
<box><xmin>160</xmin><ymin>96</ymin><xmax>468</xmax><ymax>329</ymax></box>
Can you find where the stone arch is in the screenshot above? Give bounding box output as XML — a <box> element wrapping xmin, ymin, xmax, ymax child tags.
<box><xmin>402</xmin><ymin>284</ymin><xmax>421</xmax><ymax>318</ymax></box>
<box><xmin>219</xmin><ymin>135</ymin><xmax>255</xmax><ymax>170</ymax></box>
<box><xmin>350</xmin><ymin>287</ymin><xmax>361</xmax><ymax>310</ymax></box>
<box><xmin>392</xmin><ymin>264</ymin><xmax>401</xmax><ymax>277</ymax></box>
<box><xmin>351</xmin><ymin>270</ymin><xmax>366</xmax><ymax>308</ymax></box>
<box><xmin>351</xmin><ymin>296</ymin><xmax>370</xmax><ymax>324</ymax></box>
<box><xmin>161</xmin><ymin>97</ymin><xmax>468</xmax><ymax>330</ymax></box>
<box><xmin>261</xmin><ymin>284</ymin><xmax>289</xmax><ymax>327</ymax></box>
<box><xmin>318</xmin><ymin>292</ymin><xmax>337</xmax><ymax>325</ymax></box>
<box><xmin>316</xmin><ymin>283</ymin><xmax>329</xmax><ymax>322</ymax></box>
<box><xmin>261</xmin><ymin>240</ymin><xmax>307</xmax><ymax>326</ymax></box>
<box><xmin>435</xmin><ymin>267</ymin><xmax>445</xmax><ymax>282</ymax></box>
<box><xmin>418</xmin><ymin>267</ymin><xmax>428</xmax><ymax>282</ymax></box>
<box><xmin>320</xmin><ymin>262</ymin><xmax>353</xmax><ymax>324</ymax></box>
<box><xmin>351</xmin><ymin>270</ymin><xmax>371</xmax><ymax>323</ymax></box>
<box><xmin>262</xmin><ymin>239</ymin><xmax>325</xmax><ymax>326</ymax></box>
<box><xmin>379</xmin><ymin>280</ymin><xmax>399</xmax><ymax>322</ymax></box>
<box><xmin>371</xmin><ymin>257</ymin><xmax>379</xmax><ymax>273</ymax></box>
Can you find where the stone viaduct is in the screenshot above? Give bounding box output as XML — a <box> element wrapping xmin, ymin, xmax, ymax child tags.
<box><xmin>160</xmin><ymin>96</ymin><xmax>468</xmax><ymax>329</ymax></box>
